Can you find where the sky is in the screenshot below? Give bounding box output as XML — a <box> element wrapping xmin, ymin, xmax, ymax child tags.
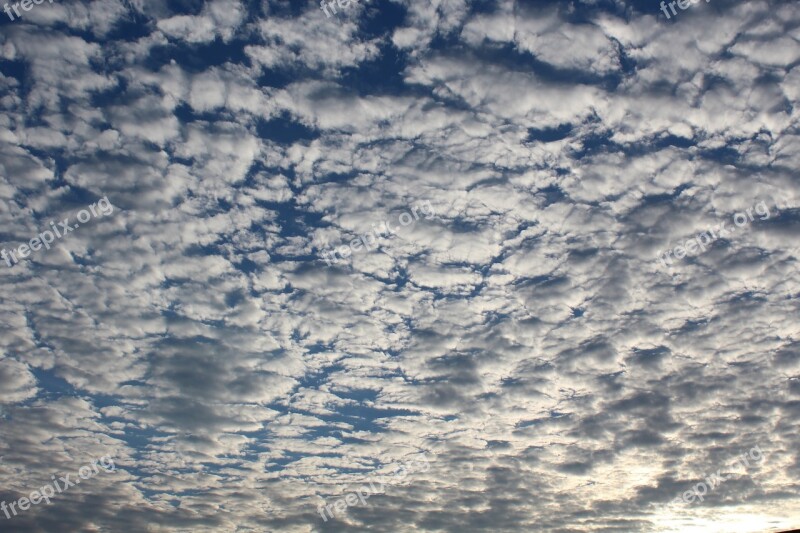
<box><xmin>0</xmin><ymin>0</ymin><xmax>799</xmax><ymax>532</ymax></box>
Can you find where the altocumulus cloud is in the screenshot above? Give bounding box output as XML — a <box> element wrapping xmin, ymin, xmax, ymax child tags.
<box><xmin>0</xmin><ymin>0</ymin><xmax>799</xmax><ymax>532</ymax></box>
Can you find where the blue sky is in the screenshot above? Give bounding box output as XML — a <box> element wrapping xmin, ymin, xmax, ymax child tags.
<box><xmin>0</xmin><ymin>0</ymin><xmax>799</xmax><ymax>531</ymax></box>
